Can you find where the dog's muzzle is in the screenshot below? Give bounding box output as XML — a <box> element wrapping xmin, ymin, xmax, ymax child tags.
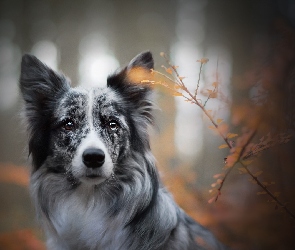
<box><xmin>82</xmin><ymin>148</ymin><xmax>105</xmax><ymax>168</ymax></box>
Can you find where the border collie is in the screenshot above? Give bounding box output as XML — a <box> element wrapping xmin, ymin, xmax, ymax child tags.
<box><xmin>20</xmin><ymin>51</ymin><xmax>225</xmax><ymax>249</ymax></box>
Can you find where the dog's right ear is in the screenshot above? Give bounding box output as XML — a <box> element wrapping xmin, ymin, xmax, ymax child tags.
<box><xmin>20</xmin><ymin>54</ymin><xmax>70</xmax><ymax>108</ymax></box>
<box><xmin>20</xmin><ymin>54</ymin><xmax>71</xmax><ymax>169</ymax></box>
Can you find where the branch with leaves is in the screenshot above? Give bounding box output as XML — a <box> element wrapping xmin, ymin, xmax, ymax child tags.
<box><xmin>141</xmin><ymin>52</ymin><xmax>295</xmax><ymax>220</ymax></box>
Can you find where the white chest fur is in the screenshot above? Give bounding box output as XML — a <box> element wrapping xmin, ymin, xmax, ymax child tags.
<box><xmin>48</xmin><ymin>185</ymin><xmax>127</xmax><ymax>250</ymax></box>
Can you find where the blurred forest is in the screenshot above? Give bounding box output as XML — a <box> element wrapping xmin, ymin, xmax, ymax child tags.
<box><xmin>1</xmin><ymin>0</ymin><xmax>295</xmax><ymax>249</ymax></box>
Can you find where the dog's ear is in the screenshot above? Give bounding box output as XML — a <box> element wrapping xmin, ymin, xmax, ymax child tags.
<box><xmin>126</xmin><ymin>51</ymin><xmax>154</xmax><ymax>71</ymax></box>
<box><xmin>20</xmin><ymin>54</ymin><xmax>70</xmax><ymax>108</ymax></box>
<box><xmin>107</xmin><ymin>51</ymin><xmax>154</xmax><ymax>113</ymax></box>
<box><xmin>19</xmin><ymin>54</ymin><xmax>70</xmax><ymax>169</ymax></box>
<box><xmin>107</xmin><ymin>52</ymin><xmax>154</xmax><ymax>151</ymax></box>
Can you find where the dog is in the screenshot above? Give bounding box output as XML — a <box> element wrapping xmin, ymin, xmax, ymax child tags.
<box><xmin>19</xmin><ymin>51</ymin><xmax>226</xmax><ymax>249</ymax></box>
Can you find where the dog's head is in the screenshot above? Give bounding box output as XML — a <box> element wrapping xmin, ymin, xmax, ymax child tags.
<box><xmin>20</xmin><ymin>52</ymin><xmax>154</xmax><ymax>186</ymax></box>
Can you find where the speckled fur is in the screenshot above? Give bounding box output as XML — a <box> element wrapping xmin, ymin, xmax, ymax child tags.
<box><xmin>20</xmin><ymin>52</ymin><xmax>226</xmax><ymax>250</ymax></box>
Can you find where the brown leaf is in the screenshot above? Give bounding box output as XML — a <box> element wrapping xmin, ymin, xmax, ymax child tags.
<box><xmin>208</xmin><ymin>197</ymin><xmax>215</xmax><ymax>204</ymax></box>
<box><xmin>197</xmin><ymin>58</ymin><xmax>209</xmax><ymax>64</ymax></box>
<box><xmin>218</xmin><ymin>144</ymin><xmax>229</xmax><ymax>149</ymax></box>
<box><xmin>227</xmin><ymin>133</ymin><xmax>238</xmax><ymax>139</ymax></box>
<box><xmin>217</xmin><ymin>118</ymin><xmax>223</xmax><ymax>124</ymax></box>
<box><xmin>212</xmin><ymin>81</ymin><xmax>218</xmax><ymax>87</ymax></box>
<box><xmin>172</xmin><ymin>91</ymin><xmax>183</xmax><ymax>97</ymax></box>
<box><xmin>166</xmin><ymin>67</ymin><xmax>173</xmax><ymax>75</ymax></box>
<box><xmin>254</xmin><ymin>171</ymin><xmax>263</xmax><ymax>177</ymax></box>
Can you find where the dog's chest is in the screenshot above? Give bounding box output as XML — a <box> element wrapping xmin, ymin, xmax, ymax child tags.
<box><xmin>53</xmin><ymin>188</ymin><xmax>128</xmax><ymax>249</ymax></box>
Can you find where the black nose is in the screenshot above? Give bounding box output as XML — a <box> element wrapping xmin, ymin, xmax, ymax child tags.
<box><xmin>82</xmin><ymin>148</ymin><xmax>105</xmax><ymax>168</ymax></box>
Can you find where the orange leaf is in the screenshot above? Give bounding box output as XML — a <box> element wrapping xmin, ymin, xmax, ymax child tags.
<box><xmin>166</xmin><ymin>67</ymin><xmax>173</xmax><ymax>75</ymax></box>
<box><xmin>208</xmin><ymin>125</ymin><xmax>215</xmax><ymax>129</ymax></box>
<box><xmin>238</xmin><ymin>167</ymin><xmax>247</xmax><ymax>174</ymax></box>
<box><xmin>211</xmin><ymin>183</ymin><xmax>217</xmax><ymax>188</ymax></box>
<box><xmin>224</xmin><ymin>153</ymin><xmax>239</xmax><ymax>169</ymax></box>
<box><xmin>197</xmin><ymin>58</ymin><xmax>209</xmax><ymax>64</ymax></box>
<box><xmin>254</xmin><ymin>171</ymin><xmax>263</xmax><ymax>177</ymax></box>
<box><xmin>227</xmin><ymin>133</ymin><xmax>238</xmax><ymax>138</ymax></box>
<box><xmin>242</xmin><ymin>160</ymin><xmax>253</xmax><ymax>166</ymax></box>
<box><xmin>212</xmin><ymin>81</ymin><xmax>218</xmax><ymax>87</ymax></box>
<box><xmin>216</xmin><ymin>179</ymin><xmax>222</xmax><ymax>184</ymax></box>
<box><xmin>172</xmin><ymin>91</ymin><xmax>183</xmax><ymax>96</ymax></box>
<box><xmin>213</xmin><ymin>173</ymin><xmax>225</xmax><ymax>179</ymax></box>
<box><xmin>210</xmin><ymin>92</ymin><xmax>217</xmax><ymax>98</ymax></box>
<box><xmin>219</xmin><ymin>144</ymin><xmax>229</xmax><ymax>149</ymax></box>
<box><xmin>208</xmin><ymin>197</ymin><xmax>215</xmax><ymax>204</ymax></box>
<box><xmin>217</xmin><ymin>118</ymin><xmax>223</xmax><ymax>124</ymax></box>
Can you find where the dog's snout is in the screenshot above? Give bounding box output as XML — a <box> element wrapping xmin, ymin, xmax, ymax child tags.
<box><xmin>82</xmin><ymin>148</ymin><xmax>105</xmax><ymax>168</ymax></box>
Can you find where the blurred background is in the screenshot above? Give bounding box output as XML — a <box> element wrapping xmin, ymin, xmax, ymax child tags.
<box><xmin>1</xmin><ymin>0</ymin><xmax>295</xmax><ymax>249</ymax></box>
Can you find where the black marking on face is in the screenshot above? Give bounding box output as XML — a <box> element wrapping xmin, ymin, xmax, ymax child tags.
<box><xmin>92</xmin><ymin>92</ymin><xmax>130</xmax><ymax>164</ymax></box>
<box><xmin>47</xmin><ymin>90</ymin><xmax>89</xmax><ymax>174</ymax></box>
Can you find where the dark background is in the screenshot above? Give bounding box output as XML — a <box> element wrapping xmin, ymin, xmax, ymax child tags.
<box><xmin>0</xmin><ymin>0</ymin><xmax>295</xmax><ymax>249</ymax></box>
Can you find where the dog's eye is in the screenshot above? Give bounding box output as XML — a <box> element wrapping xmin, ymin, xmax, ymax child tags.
<box><xmin>107</xmin><ymin>120</ymin><xmax>119</xmax><ymax>132</ymax></box>
<box><xmin>62</xmin><ymin>119</ymin><xmax>75</xmax><ymax>131</ymax></box>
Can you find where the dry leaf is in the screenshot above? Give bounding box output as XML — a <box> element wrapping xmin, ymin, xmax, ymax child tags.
<box><xmin>254</xmin><ymin>171</ymin><xmax>263</xmax><ymax>177</ymax></box>
<box><xmin>166</xmin><ymin>67</ymin><xmax>173</xmax><ymax>75</ymax></box>
<box><xmin>227</xmin><ymin>133</ymin><xmax>238</xmax><ymax>138</ymax></box>
<box><xmin>197</xmin><ymin>58</ymin><xmax>209</xmax><ymax>64</ymax></box>
<box><xmin>217</xmin><ymin>119</ymin><xmax>223</xmax><ymax>124</ymax></box>
<box><xmin>212</xmin><ymin>81</ymin><xmax>218</xmax><ymax>87</ymax></box>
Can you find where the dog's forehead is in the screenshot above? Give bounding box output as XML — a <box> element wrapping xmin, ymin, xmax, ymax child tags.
<box><xmin>56</xmin><ymin>87</ymin><xmax>121</xmax><ymax>118</ymax></box>
<box><xmin>92</xmin><ymin>87</ymin><xmax>120</xmax><ymax>108</ymax></box>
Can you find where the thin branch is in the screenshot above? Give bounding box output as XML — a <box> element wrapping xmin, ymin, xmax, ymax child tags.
<box><xmin>160</xmin><ymin>53</ymin><xmax>231</xmax><ymax>148</ymax></box>
<box><xmin>157</xmin><ymin>52</ymin><xmax>295</xmax><ymax>220</ymax></box>
<box><xmin>204</xmin><ymin>57</ymin><xmax>219</xmax><ymax>107</ymax></box>
<box><xmin>203</xmin><ymin>84</ymin><xmax>217</xmax><ymax>107</ymax></box>
<box><xmin>214</xmin><ymin>167</ymin><xmax>233</xmax><ymax>202</ymax></box>
<box><xmin>195</xmin><ymin>62</ymin><xmax>203</xmax><ymax>97</ymax></box>
<box><xmin>242</xmin><ymin>163</ymin><xmax>295</xmax><ymax>220</ymax></box>
<box><xmin>215</xmin><ymin>130</ymin><xmax>256</xmax><ymax>201</ymax></box>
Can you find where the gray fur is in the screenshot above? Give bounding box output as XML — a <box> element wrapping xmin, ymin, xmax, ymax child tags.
<box><xmin>20</xmin><ymin>52</ymin><xmax>226</xmax><ymax>250</ymax></box>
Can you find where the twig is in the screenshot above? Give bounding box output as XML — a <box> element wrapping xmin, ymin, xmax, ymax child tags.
<box><xmin>157</xmin><ymin>52</ymin><xmax>295</xmax><ymax>220</ymax></box>
<box><xmin>204</xmin><ymin>56</ymin><xmax>219</xmax><ymax>107</ymax></box>
<box><xmin>160</xmin><ymin>54</ymin><xmax>231</xmax><ymax>148</ymax></box>
<box><xmin>215</xmin><ymin>130</ymin><xmax>256</xmax><ymax>201</ymax></box>
<box><xmin>195</xmin><ymin>62</ymin><xmax>203</xmax><ymax>97</ymax></box>
<box><xmin>203</xmin><ymin>84</ymin><xmax>217</xmax><ymax>107</ymax></box>
<box><xmin>242</xmin><ymin>163</ymin><xmax>295</xmax><ymax>220</ymax></box>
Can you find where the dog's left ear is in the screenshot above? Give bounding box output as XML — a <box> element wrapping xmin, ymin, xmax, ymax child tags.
<box><xmin>107</xmin><ymin>51</ymin><xmax>154</xmax><ymax>109</ymax></box>
<box><xmin>127</xmin><ymin>51</ymin><xmax>154</xmax><ymax>71</ymax></box>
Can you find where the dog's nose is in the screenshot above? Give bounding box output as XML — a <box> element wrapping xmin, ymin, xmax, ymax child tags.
<box><xmin>82</xmin><ymin>148</ymin><xmax>105</xmax><ymax>168</ymax></box>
